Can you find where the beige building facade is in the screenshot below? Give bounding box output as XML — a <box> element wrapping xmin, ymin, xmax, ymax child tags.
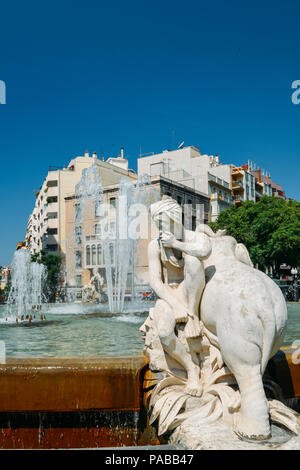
<box><xmin>25</xmin><ymin>150</ymin><xmax>135</xmax><ymax>257</ymax></box>
<box><xmin>24</xmin><ymin>144</ymin><xmax>287</xmax><ymax>299</ymax></box>
<box><xmin>137</xmin><ymin>146</ymin><xmax>233</xmax><ymax>221</ymax></box>
<box><xmin>63</xmin><ymin>171</ymin><xmax>210</xmax><ymax>296</ymax></box>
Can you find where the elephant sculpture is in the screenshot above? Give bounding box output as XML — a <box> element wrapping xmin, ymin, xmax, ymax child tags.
<box><xmin>199</xmin><ymin>230</ymin><xmax>287</xmax><ymax>439</ymax></box>
<box><xmin>141</xmin><ymin>196</ymin><xmax>293</xmax><ymax>443</ymax></box>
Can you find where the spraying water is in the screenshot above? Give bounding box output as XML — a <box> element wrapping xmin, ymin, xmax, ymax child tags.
<box><xmin>5</xmin><ymin>248</ymin><xmax>47</xmax><ymax>320</ymax></box>
<box><xmin>71</xmin><ymin>164</ymin><xmax>159</xmax><ymax>313</ymax></box>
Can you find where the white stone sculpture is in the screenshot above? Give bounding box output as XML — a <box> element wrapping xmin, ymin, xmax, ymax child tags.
<box><xmin>140</xmin><ymin>196</ymin><xmax>300</xmax><ymax>449</ymax></box>
<box><xmin>82</xmin><ymin>268</ymin><xmax>107</xmax><ymax>303</ymax></box>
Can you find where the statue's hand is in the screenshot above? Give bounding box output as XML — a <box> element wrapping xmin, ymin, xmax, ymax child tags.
<box><xmin>169</xmin><ymin>300</ymin><xmax>192</xmax><ymax>323</ymax></box>
<box><xmin>161</xmin><ymin>232</ymin><xmax>177</xmax><ymax>248</ymax></box>
<box><xmin>173</xmin><ymin>309</ymin><xmax>189</xmax><ymax>323</ymax></box>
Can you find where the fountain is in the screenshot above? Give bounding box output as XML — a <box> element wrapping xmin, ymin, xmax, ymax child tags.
<box><xmin>4</xmin><ymin>247</ymin><xmax>47</xmax><ymax>322</ymax></box>
<box><xmin>0</xmin><ymin>193</ymin><xmax>299</xmax><ymax>449</ymax></box>
<box><xmin>71</xmin><ymin>163</ymin><xmax>159</xmax><ymax>313</ymax></box>
<box><xmin>1</xmin><ymin>172</ymin><xmax>298</xmax><ymax>450</ymax></box>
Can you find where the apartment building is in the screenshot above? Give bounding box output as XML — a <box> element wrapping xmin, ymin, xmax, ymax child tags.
<box><xmin>24</xmin><ymin>144</ymin><xmax>287</xmax><ymax>297</ymax></box>
<box><xmin>137</xmin><ymin>146</ymin><xmax>232</xmax><ymax>221</ymax></box>
<box><xmin>63</xmin><ymin>171</ymin><xmax>210</xmax><ymax>295</ymax></box>
<box><xmin>230</xmin><ymin>163</ymin><xmax>284</xmax><ymax>206</ymax></box>
<box><xmin>249</xmin><ymin>168</ymin><xmax>285</xmax><ymax>200</ymax></box>
<box><xmin>25</xmin><ymin>150</ymin><xmax>136</xmax><ymax>259</ymax></box>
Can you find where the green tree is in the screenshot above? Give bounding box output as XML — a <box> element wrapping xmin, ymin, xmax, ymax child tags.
<box><xmin>210</xmin><ymin>196</ymin><xmax>300</xmax><ymax>276</ymax></box>
<box><xmin>31</xmin><ymin>250</ymin><xmax>62</xmax><ymax>302</ymax></box>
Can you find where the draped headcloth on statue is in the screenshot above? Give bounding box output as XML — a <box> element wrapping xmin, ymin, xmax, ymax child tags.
<box><xmin>150</xmin><ymin>196</ymin><xmax>182</xmax><ymax>226</ymax></box>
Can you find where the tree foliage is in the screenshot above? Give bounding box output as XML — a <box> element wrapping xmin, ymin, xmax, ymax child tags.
<box><xmin>31</xmin><ymin>250</ymin><xmax>62</xmax><ymax>302</ymax></box>
<box><xmin>0</xmin><ymin>281</ymin><xmax>11</xmax><ymax>303</ymax></box>
<box><xmin>210</xmin><ymin>196</ymin><xmax>300</xmax><ymax>275</ymax></box>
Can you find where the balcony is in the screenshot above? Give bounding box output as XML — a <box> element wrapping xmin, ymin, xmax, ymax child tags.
<box><xmin>233</xmin><ymin>196</ymin><xmax>244</xmax><ymax>204</ymax></box>
<box><xmin>208</xmin><ymin>172</ymin><xmax>217</xmax><ymax>182</ymax></box>
<box><xmin>208</xmin><ymin>173</ymin><xmax>231</xmax><ymax>190</ymax></box>
<box><xmin>85</xmin><ymin>234</ymin><xmax>102</xmax><ymax>242</ymax></box>
<box><xmin>232</xmin><ymin>180</ymin><xmax>244</xmax><ymax>190</ymax></box>
<box><xmin>210</xmin><ymin>193</ymin><xmax>233</xmax><ymax>205</ymax></box>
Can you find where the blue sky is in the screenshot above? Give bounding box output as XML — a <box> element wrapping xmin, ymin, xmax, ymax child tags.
<box><xmin>0</xmin><ymin>0</ymin><xmax>299</xmax><ymax>265</ymax></box>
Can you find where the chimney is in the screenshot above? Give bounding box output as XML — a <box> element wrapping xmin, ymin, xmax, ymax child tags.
<box><xmin>84</xmin><ymin>150</ymin><xmax>89</xmax><ymax>158</ymax></box>
<box><xmin>257</xmin><ymin>169</ymin><xmax>261</xmax><ymax>182</ymax></box>
<box><xmin>120</xmin><ymin>147</ymin><xmax>124</xmax><ymax>159</ymax></box>
<box><xmin>92</xmin><ymin>152</ymin><xmax>97</xmax><ymax>159</ymax></box>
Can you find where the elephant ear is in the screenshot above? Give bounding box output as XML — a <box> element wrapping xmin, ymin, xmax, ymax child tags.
<box><xmin>235</xmin><ymin>243</ymin><xmax>253</xmax><ymax>267</ymax></box>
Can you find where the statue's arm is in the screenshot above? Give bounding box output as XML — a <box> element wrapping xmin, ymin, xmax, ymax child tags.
<box><xmin>162</xmin><ymin>232</ymin><xmax>212</xmax><ymax>259</ymax></box>
<box><xmin>196</xmin><ymin>224</ymin><xmax>226</xmax><ymax>237</ymax></box>
<box><xmin>148</xmin><ymin>240</ymin><xmax>184</xmax><ymax>310</ymax></box>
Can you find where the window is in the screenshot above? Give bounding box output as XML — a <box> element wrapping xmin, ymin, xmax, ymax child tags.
<box><xmin>74</xmin><ymin>203</ymin><xmax>81</xmax><ymax>222</ymax></box>
<box><xmin>47</xmin><ymin>228</ymin><xmax>58</xmax><ymax>235</ymax></box>
<box><xmin>75</xmin><ymin>225</ymin><xmax>82</xmax><ymax>244</ymax></box>
<box><xmin>92</xmin><ymin>244</ymin><xmax>96</xmax><ymax>265</ymax></box>
<box><xmin>76</xmin><ymin>275</ymin><xmax>82</xmax><ymax>287</ymax></box>
<box><xmin>95</xmin><ymin>224</ymin><xmax>101</xmax><ymax>235</ymax></box>
<box><xmin>47</xmin><ymin>180</ymin><xmax>58</xmax><ymax>187</ymax></box>
<box><xmin>47</xmin><ymin>196</ymin><xmax>58</xmax><ymax>203</ymax></box>
<box><xmin>110</xmin><ymin>197</ymin><xmax>116</xmax><ymax>209</ymax></box>
<box><xmin>75</xmin><ymin>250</ymin><xmax>82</xmax><ymax>268</ymax></box>
<box><xmin>95</xmin><ymin>200</ymin><xmax>104</xmax><ymax>217</ymax></box>
<box><xmin>86</xmin><ymin>245</ymin><xmax>91</xmax><ymax>265</ymax></box>
<box><xmin>109</xmin><ymin>242</ymin><xmax>115</xmax><ymax>265</ymax></box>
<box><xmin>177</xmin><ymin>196</ymin><xmax>182</xmax><ymax>205</ymax></box>
<box><xmin>97</xmin><ymin>244</ymin><xmax>103</xmax><ymax>265</ymax></box>
<box><xmin>48</xmin><ymin>212</ymin><xmax>58</xmax><ymax>219</ymax></box>
<box><xmin>47</xmin><ymin>244</ymin><xmax>58</xmax><ymax>252</ymax></box>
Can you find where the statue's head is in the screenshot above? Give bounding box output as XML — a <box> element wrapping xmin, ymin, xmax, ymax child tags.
<box><xmin>150</xmin><ymin>196</ymin><xmax>183</xmax><ymax>238</ymax></box>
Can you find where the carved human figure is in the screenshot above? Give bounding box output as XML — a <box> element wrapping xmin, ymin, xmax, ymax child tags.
<box><xmin>162</xmin><ymin>226</ymin><xmax>288</xmax><ymax>440</ymax></box>
<box><xmin>147</xmin><ymin>196</ymin><xmax>212</xmax><ymax>396</ymax></box>
<box><xmin>82</xmin><ymin>268</ymin><xmax>106</xmax><ymax>303</ymax></box>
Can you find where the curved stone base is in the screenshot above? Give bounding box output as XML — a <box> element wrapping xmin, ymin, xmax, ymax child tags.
<box><xmin>169</xmin><ymin>422</ymin><xmax>300</xmax><ymax>450</ymax></box>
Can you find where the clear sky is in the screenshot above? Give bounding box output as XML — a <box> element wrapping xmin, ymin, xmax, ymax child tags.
<box><xmin>0</xmin><ymin>0</ymin><xmax>299</xmax><ymax>265</ymax></box>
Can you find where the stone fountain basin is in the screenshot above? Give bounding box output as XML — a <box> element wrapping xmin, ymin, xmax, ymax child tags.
<box><xmin>0</xmin><ymin>355</ymin><xmax>161</xmax><ymax>449</ymax></box>
<box><xmin>0</xmin><ymin>349</ymin><xmax>298</xmax><ymax>449</ymax></box>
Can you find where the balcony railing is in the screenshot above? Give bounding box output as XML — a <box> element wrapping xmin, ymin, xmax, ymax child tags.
<box><xmin>232</xmin><ymin>181</ymin><xmax>244</xmax><ymax>189</ymax></box>
<box><xmin>208</xmin><ymin>172</ymin><xmax>217</xmax><ymax>182</ymax></box>
<box><xmin>208</xmin><ymin>173</ymin><xmax>231</xmax><ymax>189</ymax></box>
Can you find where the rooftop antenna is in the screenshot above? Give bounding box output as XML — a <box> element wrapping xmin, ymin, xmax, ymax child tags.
<box><xmin>178</xmin><ymin>141</ymin><xmax>184</xmax><ymax>149</ymax></box>
<box><xmin>99</xmin><ymin>147</ymin><xmax>104</xmax><ymax>161</ymax></box>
